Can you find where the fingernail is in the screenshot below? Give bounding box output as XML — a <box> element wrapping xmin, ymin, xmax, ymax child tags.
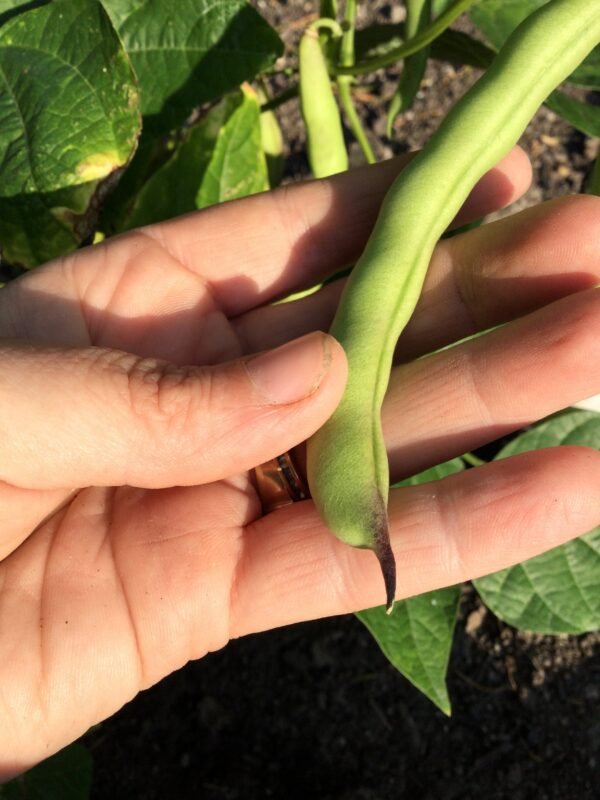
<box><xmin>246</xmin><ymin>332</ymin><xmax>332</xmax><ymax>405</ymax></box>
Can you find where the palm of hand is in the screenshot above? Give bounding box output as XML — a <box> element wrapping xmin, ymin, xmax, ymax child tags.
<box><xmin>1</xmin><ymin>231</ymin><xmax>265</xmax><ymax>771</ymax></box>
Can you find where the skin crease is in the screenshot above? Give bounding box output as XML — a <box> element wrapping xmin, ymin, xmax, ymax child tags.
<box><xmin>0</xmin><ymin>150</ymin><xmax>600</xmax><ymax>777</ymax></box>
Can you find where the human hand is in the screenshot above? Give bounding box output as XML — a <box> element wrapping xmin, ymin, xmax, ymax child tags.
<box><xmin>1</xmin><ymin>149</ymin><xmax>599</xmax><ymax>776</ymax></box>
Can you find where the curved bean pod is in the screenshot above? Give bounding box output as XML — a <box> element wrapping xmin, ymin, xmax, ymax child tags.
<box><xmin>306</xmin><ymin>0</ymin><xmax>600</xmax><ymax>611</ymax></box>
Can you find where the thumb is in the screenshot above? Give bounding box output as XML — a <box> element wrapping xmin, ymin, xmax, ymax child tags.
<box><xmin>0</xmin><ymin>332</ymin><xmax>347</xmax><ymax>490</ymax></box>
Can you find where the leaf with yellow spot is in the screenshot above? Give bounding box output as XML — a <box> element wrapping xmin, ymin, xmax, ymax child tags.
<box><xmin>76</xmin><ymin>153</ymin><xmax>122</xmax><ymax>183</ymax></box>
<box><xmin>0</xmin><ymin>0</ymin><xmax>140</xmax><ymax>267</ymax></box>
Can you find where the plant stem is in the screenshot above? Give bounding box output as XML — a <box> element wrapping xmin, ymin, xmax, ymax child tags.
<box><xmin>461</xmin><ymin>451</ymin><xmax>486</xmax><ymax>468</ymax></box>
<box><xmin>339</xmin><ymin>0</ymin><xmax>356</xmax><ymax>67</ymax></box>
<box><xmin>260</xmin><ymin>84</ymin><xmax>298</xmax><ymax>113</ymax></box>
<box><xmin>320</xmin><ymin>0</ymin><xmax>338</xmax><ymax>18</ymax></box>
<box><xmin>309</xmin><ymin>17</ymin><xmax>343</xmax><ymax>37</ymax></box>
<box><xmin>337</xmin><ymin>82</ymin><xmax>376</xmax><ymax>163</ymax></box>
<box><xmin>336</xmin><ymin>0</ymin><xmax>477</xmax><ymax>76</ymax></box>
<box><xmin>387</xmin><ymin>0</ymin><xmax>432</xmax><ymax>136</ymax></box>
<box><xmin>337</xmin><ymin>0</ymin><xmax>376</xmax><ymax>164</ymax></box>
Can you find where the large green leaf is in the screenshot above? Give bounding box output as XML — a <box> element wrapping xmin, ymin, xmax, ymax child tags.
<box><xmin>0</xmin><ymin>743</ymin><xmax>92</xmax><ymax>799</ymax></box>
<box><xmin>101</xmin><ymin>0</ymin><xmax>283</xmax><ymax>134</ymax></box>
<box><xmin>356</xmin><ymin>458</ymin><xmax>465</xmax><ymax>714</ymax></box>
<box><xmin>0</xmin><ymin>0</ymin><xmax>140</xmax><ymax>266</ymax></box>
<box><xmin>122</xmin><ymin>85</ymin><xmax>267</xmax><ymax>230</ymax></box>
<box><xmin>470</xmin><ymin>0</ymin><xmax>600</xmax><ymax>88</ymax></box>
<box><xmin>474</xmin><ymin>410</ymin><xmax>600</xmax><ymax>634</ymax></box>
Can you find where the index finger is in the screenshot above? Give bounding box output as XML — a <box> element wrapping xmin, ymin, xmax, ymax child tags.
<box><xmin>142</xmin><ymin>147</ymin><xmax>531</xmax><ymax>316</ymax></box>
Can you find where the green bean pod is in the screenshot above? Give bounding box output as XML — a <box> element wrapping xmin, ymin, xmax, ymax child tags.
<box><xmin>256</xmin><ymin>85</ymin><xmax>284</xmax><ymax>188</ymax></box>
<box><xmin>306</xmin><ymin>0</ymin><xmax>600</xmax><ymax>611</ymax></box>
<box><xmin>299</xmin><ymin>21</ymin><xmax>348</xmax><ymax>178</ymax></box>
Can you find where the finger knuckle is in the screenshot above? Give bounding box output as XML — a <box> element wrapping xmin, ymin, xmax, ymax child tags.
<box><xmin>113</xmin><ymin>353</ymin><xmax>207</xmax><ymax>433</ymax></box>
<box><xmin>546</xmin><ymin>291</ymin><xmax>600</xmax><ymax>362</ymax></box>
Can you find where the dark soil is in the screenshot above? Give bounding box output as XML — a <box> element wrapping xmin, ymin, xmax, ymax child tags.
<box><xmin>86</xmin><ymin>585</ymin><xmax>600</xmax><ymax>800</ymax></box>
<box><xmin>84</xmin><ymin>3</ymin><xmax>600</xmax><ymax>798</ymax></box>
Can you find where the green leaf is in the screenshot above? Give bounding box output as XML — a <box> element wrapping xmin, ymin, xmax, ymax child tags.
<box><xmin>474</xmin><ymin>410</ymin><xmax>600</xmax><ymax>634</ymax></box>
<box><xmin>432</xmin><ymin>27</ymin><xmax>496</xmax><ymax>69</ymax></box>
<box><xmin>545</xmin><ymin>90</ymin><xmax>600</xmax><ymax>138</ymax></box>
<box><xmin>98</xmin><ymin>129</ymin><xmax>170</xmax><ymax>236</ymax></box>
<box><xmin>101</xmin><ymin>0</ymin><xmax>283</xmax><ymax>134</ymax></box>
<box><xmin>196</xmin><ymin>85</ymin><xmax>268</xmax><ymax>208</ymax></box>
<box><xmin>470</xmin><ymin>0</ymin><xmax>600</xmax><ymax>88</ymax></box>
<box><xmin>470</xmin><ymin>0</ymin><xmax>547</xmax><ymax>44</ymax></box>
<box><xmin>355</xmin><ymin>23</ymin><xmax>494</xmax><ymax>70</ymax></box>
<box><xmin>0</xmin><ymin>0</ymin><xmax>141</xmax><ymax>267</ymax></box>
<box><xmin>393</xmin><ymin>456</ymin><xmax>466</xmax><ymax>489</ymax></box>
<box><xmin>123</xmin><ymin>85</ymin><xmax>267</xmax><ymax>230</ymax></box>
<box><xmin>356</xmin><ymin>458</ymin><xmax>465</xmax><ymax>714</ymax></box>
<box><xmin>354</xmin><ymin>23</ymin><xmax>404</xmax><ymax>63</ymax></box>
<box><xmin>0</xmin><ymin>0</ymin><xmax>48</xmax><ymax>27</ymax></box>
<box><xmin>0</xmin><ymin>743</ymin><xmax>92</xmax><ymax>799</ymax></box>
<box><xmin>357</xmin><ymin>586</ymin><xmax>461</xmax><ymax>715</ymax></box>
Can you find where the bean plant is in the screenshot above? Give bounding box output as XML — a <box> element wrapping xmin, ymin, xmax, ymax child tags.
<box><xmin>0</xmin><ymin>0</ymin><xmax>599</xmax><ymax>790</ymax></box>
